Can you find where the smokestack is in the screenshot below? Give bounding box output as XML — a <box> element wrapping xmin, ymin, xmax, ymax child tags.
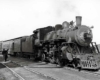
<box><xmin>76</xmin><ymin>16</ymin><xmax>82</xmax><ymax>26</ymax></box>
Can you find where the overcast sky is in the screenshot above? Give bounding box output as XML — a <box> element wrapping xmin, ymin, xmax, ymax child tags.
<box><xmin>0</xmin><ymin>0</ymin><xmax>100</xmax><ymax>44</ymax></box>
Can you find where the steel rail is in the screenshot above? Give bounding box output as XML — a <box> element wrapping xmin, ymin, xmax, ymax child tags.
<box><xmin>1</xmin><ymin>63</ymin><xmax>25</xmax><ymax>80</ymax></box>
<box><xmin>11</xmin><ymin>61</ymin><xmax>57</xmax><ymax>80</ymax></box>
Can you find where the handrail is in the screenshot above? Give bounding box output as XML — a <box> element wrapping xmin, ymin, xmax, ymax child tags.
<box><xmin>91</xmin><ymin>42</ymin><xmax>100</xmax><ymax>53</ymax></box>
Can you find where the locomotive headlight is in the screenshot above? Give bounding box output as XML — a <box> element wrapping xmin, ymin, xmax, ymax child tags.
<box><xmin>86</xmin><ymin>33</ymin><xmax>92</xmax><ymax>38</ymax></box>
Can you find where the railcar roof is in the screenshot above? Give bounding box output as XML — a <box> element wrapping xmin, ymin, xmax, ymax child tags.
<box><xmin>2</xmin><ymin>36</ymin><xmax>29</xmax><ymax>42</ymax></box>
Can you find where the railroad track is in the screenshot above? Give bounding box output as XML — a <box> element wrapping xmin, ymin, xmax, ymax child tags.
<box><xmin>1</xmin><ymin>61</ymin><xmax>57</xmax><ymax>80</ymax></box>
<box><xmin>1</xmin><ymin>62</ymin><xmax>25</xmax><ymax>80</ymax></box>
<box><xmin>63</xmin><ymin>65</ymin><xmax>100</xmax><ymax>76</ymax></box>
<box><xmin>24</xmin><ymin>66</ymin><xmax>57</xmax><ymax>80</ymax></box>
<box><xmin>8</xmin><ymin>56</ymin><xmax>100</xmax><ymax>80</ymax></box>
<box><xmin>11</xmin><ymin>60</ymin><xmax>100</xmax><ymax>79</ymax></box>
<box><xmin>11</xmin><ymin>59</ymin><xmax>100</xmax><ymax>77</ymax></box>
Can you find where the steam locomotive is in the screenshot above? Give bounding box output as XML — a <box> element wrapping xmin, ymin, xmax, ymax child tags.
<box><xmin>1</xmin><ymin>16</ymin><xmax>100</xmax><ymax>70</ymax></box>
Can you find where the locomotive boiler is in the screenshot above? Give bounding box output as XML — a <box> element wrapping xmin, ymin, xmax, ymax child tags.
<box><xmin>42</xmin><ymin>16</ymin><xmax>100</xmax><ymax>70</ymax></box>
<box><xmin>45</xmin><ymin>16</ymin><xmax>92</xmax><ymax>46</ymax></box>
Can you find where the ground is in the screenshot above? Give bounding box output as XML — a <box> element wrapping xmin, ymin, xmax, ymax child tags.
<box><xmin>0</xmin><ymin>55</ymin><xmax>100</xmax><ymax>80</ymax></box>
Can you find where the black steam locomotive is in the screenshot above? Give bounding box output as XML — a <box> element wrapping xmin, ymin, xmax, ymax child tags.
<box><xmin>1</xmin><ymin>16</ymin><xmax>100</xmax><ymax>70</ymax></box>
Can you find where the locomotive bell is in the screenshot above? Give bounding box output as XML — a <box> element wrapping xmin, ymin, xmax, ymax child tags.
<box><xmin>76</xmin><ymin>16</ymin><xmax>82</xmax><ymax>26</ymax></box>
